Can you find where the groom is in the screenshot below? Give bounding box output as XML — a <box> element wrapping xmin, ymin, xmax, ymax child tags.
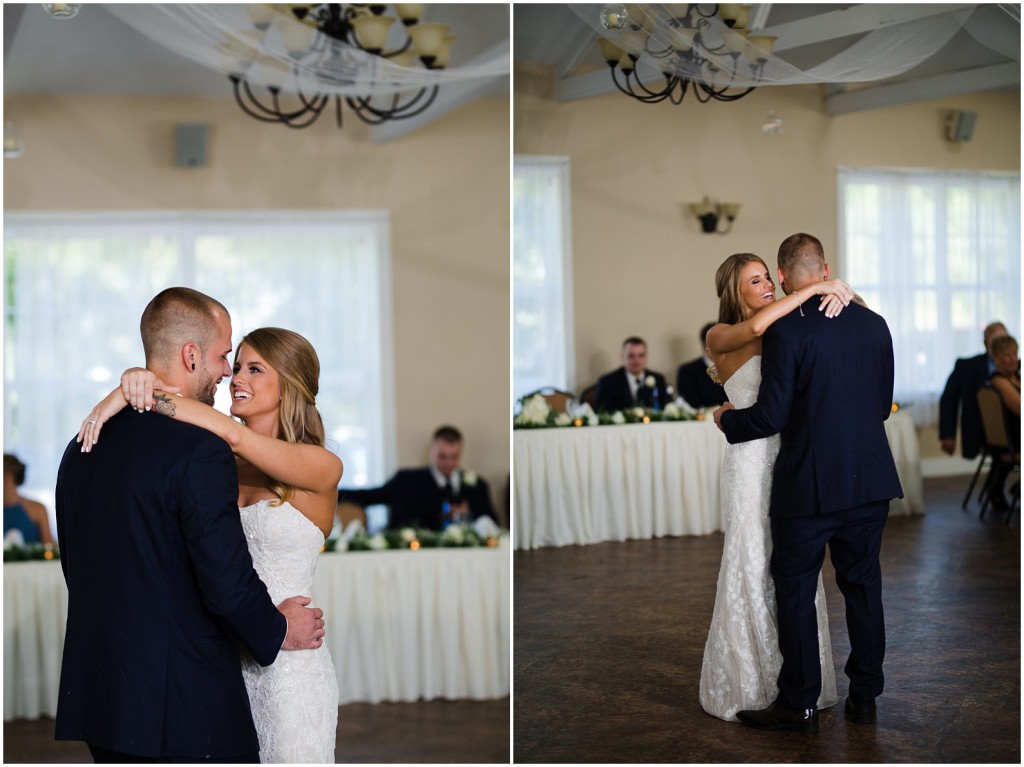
<box><xmin>55</xmin><ymin>287</ymin><xmax>325</xmax><ymax>762</ymax></box>
<box><xmin>714</xmin><ymin>233</ymin><xmax>902</xmax><ymax>732</ymax></box>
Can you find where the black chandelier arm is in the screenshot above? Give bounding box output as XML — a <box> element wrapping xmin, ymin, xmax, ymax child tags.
<box><xmin>278</xmin><ymin>100</ymin><xmax>331</xmax><ymax>129</ymax></box>
<box><xmin>614</xmin><ymin>69</ymin><xmax>673</xmax><ymax>103</ymax></box>
<box><xmin>230</xmin><ymin>77</ymin><xmax>295</xmax><ymax>123</ymax></box>
<box><xmin>611</xmin><ymin>66</ymin><xmax>660</xmax><ymax>101</ymax></box>
<box><xmin>668</xmin><ymin>77</ymin><xmax>689</xmax><ymax>104</ymax></box>
<box><xmin>628</xmin><ymin>71</ymin><xmax>674</xmax><ymax>100</ymax></box>
<box><xmin>345</xmin><ymin>84</ymin><xmax>439</xmax><ymax>124</ymax></box>
<box><xmin>347</xmin><ymin>82</ymin><xmax>433</xmax><ymax>118</ymax></box>
<box><xmin>269</xmin><ymin>86</ymin><xmax>330</xmax><ymax>123</ymax></box>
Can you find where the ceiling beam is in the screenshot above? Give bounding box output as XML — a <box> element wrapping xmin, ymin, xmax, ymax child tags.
<box><xmin>4</xmin><ymin>4</ymin><xmax>26</xmax><ymax>64</ymax></box>
<box><xmin>553</xmin><ymin>23</ymin><xmax>597</xmax><ymax>79</ymax></box>
<box><xmin>824</xmin><ymin>62</ymin><xmax>1020</xmax><ymax>115</ymax></box>
<box><xmin>762</xmin><ymin>3</ymin><xmax>976</xmax><ymax>53</ymax></box>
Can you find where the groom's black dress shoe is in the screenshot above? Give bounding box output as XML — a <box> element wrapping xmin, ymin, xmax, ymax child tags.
<box><xmin>736</xmin><ymin>703</ymin><xmax>818</xmax><ymax>733</ymax></box>
<box><xmin>844</xmin><ymin>696</ymin><xmax>877</xmax><ymax>724</ymax></box>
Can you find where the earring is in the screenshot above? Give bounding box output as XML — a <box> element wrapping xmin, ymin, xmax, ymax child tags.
<box><xmin>191</xmin><ymin>363</ymin><xmax>196</xmax><ymax>371</ymax></box>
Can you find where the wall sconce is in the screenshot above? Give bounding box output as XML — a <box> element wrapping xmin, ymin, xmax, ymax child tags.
<box><xmin>688</xmin><ymin>197</ymin><xmax>740</xmax><ymax>234</ymax></box>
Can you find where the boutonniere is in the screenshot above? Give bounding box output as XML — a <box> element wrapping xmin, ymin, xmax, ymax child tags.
<box><xmin>462</xmin><ymin>470</ymin><xmax>478</xmax><ymax>487</ymax></box>
<box><xmin>644</xmin><ymin>375</ymin><xmax>656</xmax><ymax>388</ymax></box>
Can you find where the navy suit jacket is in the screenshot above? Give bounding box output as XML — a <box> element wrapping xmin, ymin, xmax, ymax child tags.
<box><xmin>341</xmin><ymin>467</ymin><xmax>496</xmax><ymax>529</ymax></box>
<box><xmin>55</xmin><ymin>409</ymin><xmax>286</xmax><ymax>759</ymax></box>
<box><xmin>676</xmin><ymin>357</ymin><xmax>728</xmax><ymax>408</ymax></box>
<box><xmin>938</xmin><ymin>352</ymin><xmax>991</xmax><ymax>459</ymax></box>
<box><xmin>721</xmin><ymin>297</ymin><xmax>903</xmax><ymax>517</ymax></box>
<box><xmin>594</xmin><ymin>367</ymin><xmax>669</xmax><ymax>412</ymax></box>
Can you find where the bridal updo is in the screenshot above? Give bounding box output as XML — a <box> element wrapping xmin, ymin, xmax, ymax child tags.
<box><xmin>237</xmin><ymin>326</ymin><xmax>326</xmax><ymax>504</ymax></box>
<box><xmin>715</xmin><ymin>253</ymin><xmax>769</xmax><ymax>325</ymax></box>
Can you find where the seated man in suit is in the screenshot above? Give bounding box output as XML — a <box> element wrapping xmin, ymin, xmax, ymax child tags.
<box><xmin>939</xmin><ymin>320</ymin><xmax>1008</xmax><ymax>461</ymax></box>
<box><xmin>340</xmin><ymin>425</ymin><xmax>496</xmax><ymax>529</ymax></box>
<box><xmin>594</xmin><ymin>336</ymin><xmax>669</xmax><ymax>412</ymax></box>
<box><xmin>676</xmin><ymin>322</ymin><xmax>728</xmax><ymax>409</ymax></box>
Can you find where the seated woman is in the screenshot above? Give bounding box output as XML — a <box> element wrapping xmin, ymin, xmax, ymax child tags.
<box><xmin>986</xmin><ymin>334</ymin><xmax>1020</xmax><ymax>510</ymax></box>
<box><xmin>3</xmin><ymin>454</ymin><xmax>54</xmax><ymax>545</ymax></box>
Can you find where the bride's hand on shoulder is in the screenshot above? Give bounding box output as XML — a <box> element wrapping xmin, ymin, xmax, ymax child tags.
<box><xmin>815</xmin><ymin>278</ymin><xmax>854</xmax><ymax>318</ymax></box>
<box><xmin>120</xmin><ymin>367</ymin><xmax>181</xmax><ymax>413</ymax></box>
<box><xmin>77</xmin><ymin>388</ymin><xmax>128</xmax><ymax>452</ymax></box>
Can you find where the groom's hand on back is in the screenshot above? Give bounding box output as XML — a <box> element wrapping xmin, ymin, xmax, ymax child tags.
<box><xmin>278</xmin><ymin>595</ymin><xmax>326</xmax><ymax>651</ymax></box>
<box><xmin>713</xmin><ymin>402</ymin><xmax>734</xmax><ymax>432</ymax></box>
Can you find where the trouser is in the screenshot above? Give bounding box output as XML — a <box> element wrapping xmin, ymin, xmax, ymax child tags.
<box><xmin>770</xmin><ymin>501</ymin><xmax>889</xmax><ymax>710</ymax></box>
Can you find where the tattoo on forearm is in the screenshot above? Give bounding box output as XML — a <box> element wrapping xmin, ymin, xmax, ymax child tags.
<box><xmin>153</xmin><ymin>393</ymin><xmax>177</xmax><ymax>417</ymax></box>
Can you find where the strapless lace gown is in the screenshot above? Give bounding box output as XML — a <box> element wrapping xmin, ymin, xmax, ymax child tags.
<box><xmin>698</xmin><ymin>356</ymin><xmax>837</xmax><ymax>721</ymax></box>
<box><xmin>240</xmin><ymin>499</ymin><xmax>338</xmax><ymax>763</ymax></box>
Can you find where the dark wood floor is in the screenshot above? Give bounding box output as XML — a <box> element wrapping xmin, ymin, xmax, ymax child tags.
<box><xmin>513</xmin><ymin>475</ymin><xmax>1020</xmax><ymax>763</ymax></box>
<box><xmin>3</xmin><ymin>698</ymin><xmax>510</xmax><ymax>763</ymax></box>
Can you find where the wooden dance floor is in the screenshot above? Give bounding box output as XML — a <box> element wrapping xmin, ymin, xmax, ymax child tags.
<box><xmin>514</xmin><ymin>475</ymin><xmax>1020</xmax><ymax>764</ymax></box>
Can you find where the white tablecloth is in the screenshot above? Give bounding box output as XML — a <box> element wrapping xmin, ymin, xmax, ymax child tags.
<box><xmin>4</xmin><ymin>545</ymin><xmax>510</xmax><ymax>721</ymax></box>
<box><xmin>514</xmin><ymin>411</ymin><xmax>925</xmax><ymax>550</ymax></box>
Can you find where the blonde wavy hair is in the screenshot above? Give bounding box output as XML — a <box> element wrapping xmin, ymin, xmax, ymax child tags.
<box><xmin>715</xmin><ymin>253</ymin><xmax>769</xmax><ymax>325</ymax></box>
<box><xmin>237</xmin><ymin>327</ymin><xmax>325</xmax><ymax>504</ymax></box>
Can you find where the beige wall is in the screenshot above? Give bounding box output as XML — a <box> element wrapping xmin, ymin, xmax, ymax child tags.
<box><xmin>515</xmin><ymin>68</ymin><xmax>1020</xmax><ymax>462</ymax></box>
<box><xmin>4</xmin><ymin>93</ymin><xmax>510</xmax><ymax>517</ymax></box>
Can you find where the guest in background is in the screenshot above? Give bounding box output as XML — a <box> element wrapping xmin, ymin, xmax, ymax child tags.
<box><xmin>939</xmin><ymin>321</ymin><xmax>1008</xmax><ymax>460</ymax></box>
<box><xmin>340</xmin><ymin>425</ymin><xmax>496</xmax><ymax>529</ymax></box>
<box><xmin>986</xmin><ymin>334</ymin><xmax>1020</xmax><ymax>510</ymax></box>
<box><xmin>594</xmin><ymin>336</ymin><xmax>670</xmax><ymax>412</ymax></box>
<box><xmin>676</xmin><ymin>322</ymin><xmax>728</xmax><ymax>409</ymax></box>
<box><xmin>3</xmin><ymin>454</ymin><xmax>53</xmax><ymax>545</ymax></box>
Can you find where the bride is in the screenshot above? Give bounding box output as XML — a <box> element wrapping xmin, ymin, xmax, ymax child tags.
<box><xmin>80</xmin><ymin>327</ymin><xmax>342</xmax><ymax>763</ymax></box>
<box><xmin>698</xmin><ymin>253</ymin><xmax>851</xmax><ymax>722</ymax></box>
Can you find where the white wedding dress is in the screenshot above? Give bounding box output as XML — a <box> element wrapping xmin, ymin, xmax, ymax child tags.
<box><xmin>698</xmin><ymin>356</ymin><xmax>837</xmax><ymax>721</ymax></box>
<box><xmin>239</xmin><ymin>499</ymin><xmax>338</xmax><ymax>763</ymax></box>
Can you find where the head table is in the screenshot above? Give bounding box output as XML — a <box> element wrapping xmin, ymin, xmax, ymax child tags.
<box><xmin>513</xmin><ymin>411</ymin><xmax>924</xmax><ymax>550</ymax></box>
<box><xmin>4</xmin><ymin>544</ymin><xmax>510</xmax><ymax>721</ymax></box>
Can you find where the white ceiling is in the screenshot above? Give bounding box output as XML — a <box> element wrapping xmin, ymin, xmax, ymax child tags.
<box><xmin>3</xmin><ymin>3</ymin><xmax>1018</xmax><ymax>120</ymax></box>
<box><xmin>513</xmin><ymin>3</ymin><xmax>1020</xmax><ymax>114</ymax></box>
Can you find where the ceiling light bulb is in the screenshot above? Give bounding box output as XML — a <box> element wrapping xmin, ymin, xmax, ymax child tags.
<box><xmin>600</xmin><ymin>4</ymin><xmax>628</xmax><ymax>30</ymax></box>
<box><xmin>42</xmin><ymin>3</ymin><xmax>81</xmax><ymax>19</ymax></box>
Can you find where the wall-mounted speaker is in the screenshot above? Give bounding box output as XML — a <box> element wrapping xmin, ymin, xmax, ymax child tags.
<box><xmin>945</xmin><ymin>110</ymin><xmax>977</xmax><ymax>143</ymax></box>
<box><xmin>175</xmin><ymin>123</ymin><xmax>209</xmax><ymax>167</ymax></box>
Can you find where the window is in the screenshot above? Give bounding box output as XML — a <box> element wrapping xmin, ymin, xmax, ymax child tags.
<box><xmin>838</xmin><ymin>167</ymin><xmax>1020</xmax><ymax>426</ymax></box>
<box><xmin>3</xmin><ymin>211</ymin><xmax>394</xmax><ymax>529</ymax></box>
<box><xmin>512</xmin><ymin>156</ymin><xmax>574</xmax><ymax>407</ymax></box>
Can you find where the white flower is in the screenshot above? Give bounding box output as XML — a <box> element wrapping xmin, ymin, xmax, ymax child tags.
<box><xmin>333</xmin><ymin>535</ymin><xmax>349</xmax><ymax>552</ymax></box>
<box><xmin>554</xmin><ymin>412</ymin><xmax>572</xmax><ymax>426</ymax></box>
<box><xmin>645</xmin><ymin>375</ymin><xmax>656</xmax><ymax>388</ymax></box>
<box><xmin>399</xmin><ymin>527</ymin><xmax>417</xmax><ymax>542</ymax></box>
<box><xmin>632</xmin><ymin>407</ymin><xmax>645</xmax><ymax>418</ymax></box>
<box><xmin>587</xmin><ymin>413</ymin><xmax>599</xmax><ymax>426</ymax></box>
<box><xmin>519</xmin><ymin>394</ymin><xmax>551</xmax><ymax>425</ymax></box>
<box><xmin>611</xmin><ymin>411</ymin><xmax>626</xmax><ymax>424</ymax></box>
<box><xmin>443</xmin><ymin>524</ymin><xmax>465</xmax><ymax>543</ymax></box>
<box><xmin>368</xmin><ymin>533</ymin><xmax>388</xmax><ymax>550</ymax></box>
<box><xmin>462</xmin><ymin>470</ymin><xmax>477</xmax><ymax>486</ymax></box>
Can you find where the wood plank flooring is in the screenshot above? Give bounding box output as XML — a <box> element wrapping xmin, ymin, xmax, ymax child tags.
<box><xmin>513</xmin><ymin>476</ymin><xmax>1020</xmax><ymax>763</ymax></box>
<box><xmin>3</xmin><ymin>694</ymin><xmax>509</xmax><ymax>763</ymax></box>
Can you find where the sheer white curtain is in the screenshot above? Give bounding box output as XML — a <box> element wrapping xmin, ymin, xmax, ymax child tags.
<box><xmin>838</xmin><ymin>167</ymin><xmax>1021</xmax><ymax>427</ymax></box>
<box><xmin>3</xmin><ymin>211</ymin><xmax>394</xmax><ymax>533</ymax></box>
<box><xmin>512</xmin><ymin>156</ymin><xmax>574</xmax><ymax>407</ymax></box>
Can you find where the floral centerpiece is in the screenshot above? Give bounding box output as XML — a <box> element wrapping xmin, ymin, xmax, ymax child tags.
<box><xmin>323</xmin><ymin>515</ymin><xmax>506</xmax><ymax>553</ymax></box>
<box><xmin>3</xmin><ymin>542</ymin><xmax>60</xmax><ymax>562</ymax></box>
<box><xmin>514</xmin><ymin>394</ymin><xmax>700</xmax><ymax>429</ymax></box>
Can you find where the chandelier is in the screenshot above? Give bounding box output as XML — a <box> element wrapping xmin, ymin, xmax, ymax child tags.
<box><xmin>597</xmin><ymin>3</ymin><xmax>776</xmax><ymax>105</ymax></box>
<box><xmin>228</xmin><ymin>3</ymin><xmax>454</xmax><ymax>129</ymax></box>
